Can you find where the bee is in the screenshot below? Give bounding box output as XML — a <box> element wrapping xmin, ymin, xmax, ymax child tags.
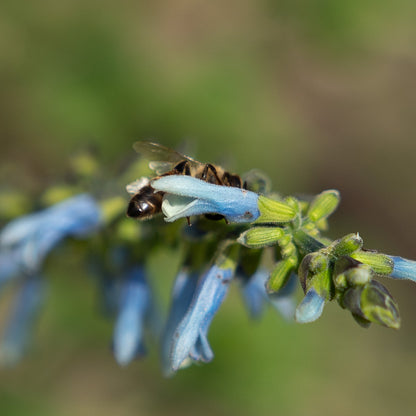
<box><xmin>126</xmin><ymin>141</ymin><xmax>245</xmax><ymax>221</ymax></box>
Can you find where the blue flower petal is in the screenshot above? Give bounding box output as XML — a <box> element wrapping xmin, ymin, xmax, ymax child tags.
<box><xmin>0</xmin><ymin>275</ymin><xmax>46</xmax><ymax>366</ymax></box>
<box><xmin>295</xmin><ymin>288</ymin><xmax>325</xmax><ymax>323</ymax></box>
<box><xmin>170</xmin><ymin>264</ymin><xmax>233</xmax><ymax>372</ymax></box>
<box><xmin>113</xmin><ymin>265</ymin><xmax>151</xmax><ymax>366</ymax></box>
<box><xmin>160</xmin><ymin>268</ymin><xmax>199</xmax><ymax>376</ymax></box>
<box><xmin>241</xmin><ymin>268</ymin><xmax>268</xmax><ymax>319</ymax></box>
<box><xmin>268</xmin><ymin>273</ymin><xmax>297</xmax><ymax>320</ymax></box>
<box><xmin>0</xmin><ymin>250</ymin><xmax>22</xmax><ymax>288</ymax></box>
<box><xmin>0</xmin><ymin>194</ymin><xmax>102</xmax><ymax>276</ymax></box>
<box><xmin>241</xmin><ymin>269</ymin><xmax>297</xmax><ymax>320</ymax></box>
<box><xmin>152</xmin><ymin>176</ymin><xmax>260</xmax><ymax>223</ymax></box>
<box><xmin>389</xmin><ymin>256</ymin><xmax>416</xmax><ymax>282</ymax></box>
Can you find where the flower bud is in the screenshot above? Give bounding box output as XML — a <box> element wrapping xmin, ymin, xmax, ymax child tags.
<box><xmin>341</xmin><ymin>281</ymin><xmax>400</xmax><ymax>329</ymax></box>
<box><xmin>266</xmin><ymin>257</ymin><xmax>297</xmax><ymax>293</ymax></box>
<box><xmin>307</xmin><ymin>190</ymin><xmax>340</xmax><ymax>223</ymax></box>
<box><xmin>238</xmin><ymin>227</ymin><xmax>284</xmax><ymax>249</ymax></box>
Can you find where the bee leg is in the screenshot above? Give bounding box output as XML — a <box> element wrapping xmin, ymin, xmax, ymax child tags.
<box><xmin>186</xmin><ymin>216</ymin><xmax>192</xmax><ymax>226</ymax></box>
<box><xmin>223</xmin><ymin>172</ymin><xmax>243</xmax><ymax>188</ymax></box>
<box><xmin>202</xmin><ymin>164</ymin><xmax>223</xmax><ymax>185</ymax></box>
<box><xmin>173</xmin><ymin>160</ymin><xmax>192</xmax><ymax>175</ymax></box>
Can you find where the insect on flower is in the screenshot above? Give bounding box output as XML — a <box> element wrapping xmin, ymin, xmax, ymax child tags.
<box><xmin>126</xmin><ymin>141</ymin><xmax>246</xmax><ymax>221</ymax></box>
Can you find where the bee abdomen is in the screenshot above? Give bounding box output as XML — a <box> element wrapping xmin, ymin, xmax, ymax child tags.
<box><xmin>126</xmin><ymin>186</ymin><xmax>164</xmax><ymax>219</ymax></box>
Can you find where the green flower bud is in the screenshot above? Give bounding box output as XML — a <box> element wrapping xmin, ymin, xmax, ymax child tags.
<box><xmin>345</xmin><ymin>265</ymin><xmax>372</xmax><ymax>286</ymax></box>
<box><xmin>215</xmin><ymin>242</ymin><xmax>240</xmax><ymax>271</ymax></box>
<box><xmin>266</xmin><ymin>257</ymin><xmax>297</xmax><ymax>293</ymax></box>
<box><xmin>298</xmin><ymin>253</ymin><xmax>314</xmax><ymax>292</ymax></box>
<box><xmin>115</xmin><ymin>219</ymin><xmax>141</xmax><ymax>242</ymax></box>
<box><xmin>237</xmin><ymin>227</ymin><xmax>284</xmax><ymax>249</ymax></box>
<box><xmin>0</xmin><ymin>190</ymin><xmax>32</xmax><ymax>219</ymax></box>
<box><xmin>341</xmin><ymin>281</ymin><xmax>400</xmax><ymax>329</ymax></box>
<box><xmin>333</xmin><ymin>256</ymin><xmax>372</xmax><ymax>289</ymax></box>
<box><xmin>307</xmin><ymin>190</ymin><xmax>340</xmax><ymax>222</ymax></box>
<box><xmin>331</xmin><ymin>233</ymin><xmax>363</xmax><ymax>257</ymax></box>
<box><xmin>41</xmin><ymin>185</ymin><xmax>79</xmax><ymax>206</ymax></box>
<box><xmin>70</xmin><ymin>151</ymin><xmax>99</xmax><ymax>178</ymax></box>
<box><xmin>298</xmin><ymin>253</ymin><xmax>332</xmax><ymax>299</ymax></box>
<box><xmin>255</xmin><ymin>196</ymin><xmax>297</xmax><ymax>224</ymax></box>
<box><xmin>100</xmin><ymin>196</ymin><xmax>127</xmax><ymax>224</ymax></box>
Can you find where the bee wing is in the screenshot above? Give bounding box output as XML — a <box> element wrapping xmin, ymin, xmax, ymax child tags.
<box><xmin>133</xmin><ymin>141</ymin><xmax>201</xmax><ymax>175</ymax></box>
<box><xmin>126</xmin><ymin>177</ymin><xmax>150</xmax><ymax>195</ymax></box>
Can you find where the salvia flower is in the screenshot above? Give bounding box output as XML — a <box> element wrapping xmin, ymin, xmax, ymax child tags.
<box><xmin>0</xmin><ymin>194</ymin><xmax>102</xmax><ymax>277</ymax></box>
<box><xmin>0</xmin><ymin>275</ymin><xmax>46</xmax><ymax>366</ymax></box>
<box><xmin>151</xmin><ymin>175</ymin><xmax>260</xmax><ymax>223</ymax></box>
<box><xmin>4</xmin><ymin>141</ymin><xmax>416</xmax><ymax>374</ymax></box>
<box><xmin>388</xmin><ymin>256</ymin><xmax>416</xmax><ymax>282</ymax></box>
<box><xmin>295</xmin><ymin>288</ymin><xmax>326</xmax><ymax>324</ymax></box>
<box><xmin>160</xmin><ymin>268</ymin><xmax>199</xmax><ymax>376</ymax></box>
<box><xmin>0</xmin><ymin>194</ymin><xmax>102</xmax><ymax>366</ymax></box>
<box><xmin>113</xmin><ymin>265</ymin><xmax>155</xmax><ymax>366</ymax></box>
<box><xmin>168</xmin><ymin>256</ymin><xmax>236</xmax><ymax>372</ymax></box>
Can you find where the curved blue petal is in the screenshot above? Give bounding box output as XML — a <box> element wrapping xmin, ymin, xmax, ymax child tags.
<box><xmin>0</xmin><ymin>194</ymin><xmax>102</xmax><ymax>276</ymax></box>
<box><xmin>152</xmin><ymin>176</ymin><xmax>260</xmax><ymax>223</ymax></box>
<box><xmin>160</xmin><ymin>268</ymin><xmax>199</xmax><ymax>376</ymax></box>
<box><xmin>0</xmin><ymin>274</ymin><xmax>46</xmax><ymax>366</ymax></box>
<box><xmin>113</xmin><ymin>265</ymin><xmax>151</xmax><ymax>366</ymax></box>
<box><xmin>0</xmin><ymin>250</ymin><xmax>22</xmax><ymax>288</ymax></box>
<box><xmin>389</xmin><ymin>256</ymin><xmax>416</xmax><ymax>282</ymax></box>
<box><xmin>241</xmin><ymin>269</ymin><xmax>297</xmax><ymax>320</ymax></box>
<box><xmin>295</xmin><ymin>288</ymin><xmax>325</xmax><ymax>324</ymax></box>
<box><xmin>170</xmin><ymin>264</ymin><xmax>233</xmax><ymax>372</ymax></box>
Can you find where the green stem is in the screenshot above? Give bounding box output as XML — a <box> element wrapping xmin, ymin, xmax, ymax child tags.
<box><xmin>293</xmin><ymin>230</ymin><xmax>326</xmax><ymax>255</ymax></box>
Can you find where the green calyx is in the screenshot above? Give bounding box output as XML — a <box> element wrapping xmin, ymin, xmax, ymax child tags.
<box><xmin>350</xmin><ymin>250</ymin><xmax>394</xmax><ymax>275</ymax></box>
<box><xmin>255</xmin><ymin>195</ymin><xmax>297</xmax><ymax>224</ymax></box>
<box><xmin>307</xmin><ymin>189</ymin><xmax>340</xmax><ymax>223</ymax></box>
<box><xmin>267</xmin><ymin>256</ymin><xmax>297</xmax><ymax>293</ymax></box>
<box><xmin>215</xmin><ymin>242</ymin><xmax>240</xmax><ymax>271</ymax></box>
<box><xmin>238</xmin><ymin>226</ymin><xmax>285</xmax><ymax>249</ymax></box>
<box><xmin>341</xmin><ymin>281</ymin><xmax>400</xmax><ymax>329</ymax></box>
<box><xmin>298</xmin><ymin>253</ymin><xmax>332</xmax><ymax>299</ymax></box>
<box><xmin>100</xmin><ymin>196</ymin><xmax>127</xmax><ymax>225</ymax></box>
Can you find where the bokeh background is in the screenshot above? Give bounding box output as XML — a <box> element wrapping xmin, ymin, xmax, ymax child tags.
<box><xmin>1</xmin><ymin>1</ymin><xmax>416</xmax><ymax>415</ymax></box>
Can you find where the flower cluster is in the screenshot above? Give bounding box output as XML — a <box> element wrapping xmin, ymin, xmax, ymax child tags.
<box><xmin>1</xmin><ymin>144</ymin><xmax>416</xmax><ymax>375</ymax></box>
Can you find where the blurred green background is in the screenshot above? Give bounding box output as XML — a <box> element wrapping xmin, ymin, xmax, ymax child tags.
<box><xmin>1</xmin><ymin>1</ymin><xmax>416</xmax><ymax>415</ymax></box>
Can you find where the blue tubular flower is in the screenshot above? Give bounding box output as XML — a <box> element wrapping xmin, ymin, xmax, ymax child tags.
<box><xmin>0</xmin><ymin>194</ymin><xmax>102</xmax><ymax>275</ymax></box>
<box><xmin>0</xmin><ymin>275</ymin><xmax>46</xmax><ymax>366</ymax></box>
<box><xmin>113</xmin><ymin>265</ymin><xmax>156</xmax><ymax>366</ymax></box>
<box><xmin>151</xmin><ymin>175</ymin><xmax>260</xmax><ymax>223</ymax></box>
<box><xmin>241</xmin><ymin>269</ymin><xmax>297</xmax><ymax>320</ymax></box>
<box><xmin>295</xmin><ymin>288</ymin><xmax>325</xmax><ymax>324</ymax></box>
<box><xmin>160</xmin><ymin>268</ymin><xmax>199</xmax><ymax>376</ymax></box>
<box><xmin>169</xmin><ymin>263</ymin><xmax>234</xmax><ymax>372</ymax></box>
<box><xmin>0</xmin><ymin>250</ymin><xmax>22</xmax><ymax>288</ymax></box>
<box><xmin>388</xmin><ymin>256</ymin><xmax>416</xmax><ymax>282</ymax></box>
